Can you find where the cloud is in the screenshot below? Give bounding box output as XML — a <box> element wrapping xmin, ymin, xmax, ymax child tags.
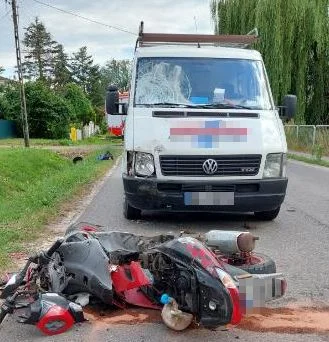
<box><xmin>0</xmin><ymin>0</ymin><xmax>214</xmax><ymax>77</ymax></box>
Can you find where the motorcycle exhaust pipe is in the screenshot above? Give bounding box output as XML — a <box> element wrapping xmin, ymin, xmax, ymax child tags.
<box><xmin>205</xmin><ymin>231</ymin><xmax>259</xmax><ymax>254</ymax></box>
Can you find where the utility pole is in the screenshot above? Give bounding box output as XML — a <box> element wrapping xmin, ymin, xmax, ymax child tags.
<box><xmin>9</xmin><ymin>0</ymin><xmax>30</xmax><ymax>147</ymax></box>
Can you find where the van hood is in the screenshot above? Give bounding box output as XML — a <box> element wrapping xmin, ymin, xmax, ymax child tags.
<box><xmin>132</xmin><ymin>109</ymin><xmax>284</xmax><ymax>155</ymax></box>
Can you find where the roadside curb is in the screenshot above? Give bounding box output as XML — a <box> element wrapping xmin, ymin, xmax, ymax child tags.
<box><xmin>288</xmin><ymin>152</ymin><xmax>329</xmax><ymax>169</ymax></box>
<box><xmin>0</xmin><ymin>155</ymin><xmax>122</xmax><ymax>277</ymax></box>
<box><xmin>288</xmin><ymin>150</ymin><xmax>329</xmax><ymax>162</ymax></box>
<box><xmin>49</xmin><ymin>156</ymin><xmax>122</xmax><ymax>235</ymax></box>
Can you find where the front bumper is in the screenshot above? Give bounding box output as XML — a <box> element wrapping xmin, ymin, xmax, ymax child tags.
<box><xmin>123</xmin><ymin>176</ymin><xmax>288</xmax><ymax>213</ymax></box>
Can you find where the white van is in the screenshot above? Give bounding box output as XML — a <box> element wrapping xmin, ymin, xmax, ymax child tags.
<box><xmin>106</xmin><ymin>24</ymin><xmax>297</xmax><ymax>221</ymax></box>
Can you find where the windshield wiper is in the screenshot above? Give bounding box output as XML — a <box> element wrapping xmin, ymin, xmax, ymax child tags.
<box><xmin>136</xmin><ymin>102</ymin><xmax>197</xmax><ymax>108</ymax></box>
<box><xmin>136</xmin><ymin>102</ymin><xmax>255</xmax><ymax>110</ymax></box>
<box><xmin>193</xmin><ymin>103</ymin><xmax>254</xmax><ymax>110</ymax></box>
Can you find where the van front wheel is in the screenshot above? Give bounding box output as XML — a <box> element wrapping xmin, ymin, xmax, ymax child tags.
<box><xmin>123</xmin><ymin>198</ymin><xmax>141</xmax><ymax>220</ymax></box>
<box><xmin>254</xmin><ymin>206</ymin><xmax>281</xmax><ymax>221</ymax></box>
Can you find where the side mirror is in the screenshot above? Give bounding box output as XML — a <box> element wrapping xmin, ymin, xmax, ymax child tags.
<box><xmin>106</xmin><ymin>85</ymin><xmax>128</xmax><ymax>115</ymax></box>
<box><xmin>281</xmin><ymin>95</ymin><xmax>297</xmax><ymax>120</ymax></box>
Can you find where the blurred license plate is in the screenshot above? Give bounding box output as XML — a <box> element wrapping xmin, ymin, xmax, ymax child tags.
<box><xmin>237</xmin><ymin>273</ymin><xmax>287</xmax><ymax>314</ymax></box>
<box><xmin>184</xmin><ymin>192</ymin><xmax>234</xmax><ymax>206</ymax></box>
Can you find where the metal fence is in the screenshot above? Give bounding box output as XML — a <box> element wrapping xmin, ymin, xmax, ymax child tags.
<box><xmin>284</xmin><ymin>125</ymin><xmax>329</xmax><ymax>156</ymax></box>
<box><xmin>0</xmin><ymin>119</ymin><xmax>16</xmax><ymax>138</ymax></box>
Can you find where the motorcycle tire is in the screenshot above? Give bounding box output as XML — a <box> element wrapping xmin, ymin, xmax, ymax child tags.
<box><xmin>233</xmin><ymin>253</ymin><xmax>276</xmax><ymax>274</ymax></box>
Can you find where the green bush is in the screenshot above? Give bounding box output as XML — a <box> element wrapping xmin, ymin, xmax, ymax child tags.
<box><xmin>312</xmin><ymin>144</ymin><xmax>325</xmax><ymax>161</ymax></box>
<box><xmin>26</xmin><ymin>82</ymin><xmax>73</xmax><ymax>139</ymax></box>
<box><xmin>0</xmin><ymin>82</ymin><xmax>73</xmax><ymax>139</ymax></box>
<box><xmin>61</xmin><ymin>83</ymin><xmax>95</xmax><ymax>125</ymax></box>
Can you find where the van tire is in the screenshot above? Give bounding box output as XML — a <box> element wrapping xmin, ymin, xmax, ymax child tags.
<box><xmin>123</xmin><ymin>198</ymin><xmax>141</xmax><ymax>220</ymax></box>
<box><xmin>254</xmin><ymin>206</ymin><xmax>281</xmax><ymax>221</ymax></box>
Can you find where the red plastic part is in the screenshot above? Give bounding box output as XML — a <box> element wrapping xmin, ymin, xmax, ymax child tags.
<box><xmin>184</xmin><ymin>239</ymin><xmax>242</xmax><ymax>325</ymax></box>
<box><xmin>36</xmin><ymin>306</ymin><xmax>74</xmax><ymax>336</ymax></box>
<box><xmin>111</xmin><ymin>261</ymin><xmax>151</xmax><ymax>293</ymax></box>
<box><xmin>185</xmin><ymin>240</ymin><xmax>223</xmax><ymax>270</ymax></box>
<box><xmin>124</xmin><ymin>288</ymin><xmax>160</xmax><ymax>309</ymax></box>
<box><xmin>110</xmin><ymin>127</ymin><xmax>124</xmax><ymax>136</ymax></box>
<box><xmin>80</xmin><ymin>225</ymin><xmax>97</xmax><ymax>232</ymax></box>
<box><xmin>228</xmin><ymin>287</ymin><xmax>242</xmax><ymax>325</ymax></box>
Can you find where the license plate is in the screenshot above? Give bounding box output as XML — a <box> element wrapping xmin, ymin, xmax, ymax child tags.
<box><xmin>184</xmin><ymin>192</ymin><xmax>234</xmax><ymax>206</ymax></box>
<box><xmin>237</xmin><ymin>273</ymin><xmax>286</xmax><ymax>314</ymax></box>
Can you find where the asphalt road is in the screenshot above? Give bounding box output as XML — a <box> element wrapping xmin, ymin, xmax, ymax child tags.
<box><xmin>2</xmin><ymin>160</ymin><xmax>329</xmax><ymax>342</ymax></box>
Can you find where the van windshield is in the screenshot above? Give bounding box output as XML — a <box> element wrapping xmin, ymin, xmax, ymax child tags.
<box><xmin>134</xmin><ymin>57</ymin><xmax>273</xmax><ymax>110</ymax></box>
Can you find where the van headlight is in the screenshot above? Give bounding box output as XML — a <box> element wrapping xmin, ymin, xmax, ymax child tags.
<box><xmin>263</xmin><ymin>153</ymin><xmax>286</xmax><ymax>178</ymax></box>
<box><xmin>134</xmin><ymin>152</ymin><xmax>155</xmax><ymax>176</ymax></box>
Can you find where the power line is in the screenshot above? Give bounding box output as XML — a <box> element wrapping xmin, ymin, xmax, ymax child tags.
<box><xmin>31</xmin><ymin>0</ymin><xmax>137</xmax><ymax>36</ymax></box>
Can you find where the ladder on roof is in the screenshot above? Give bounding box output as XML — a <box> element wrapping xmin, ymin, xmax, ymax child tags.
<box><xmin>136</xmin><ymin>22</ymin><xmax>259</xmax><ymax>49</ymax></box>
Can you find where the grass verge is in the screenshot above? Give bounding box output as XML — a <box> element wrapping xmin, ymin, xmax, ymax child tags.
<box><xmin>0</xmin><ymin>135</ymin><xmax>123</xmax><ymax>147</ymax></box>
<box><xmin>0</xmin><ymin>146</ymin><xmax>121</xmax><ymax>271</ymax></box>
<box><xmin>288</xmin><ymin>153</ymin><xmax>329</xmax><ymax>168</ymax></box>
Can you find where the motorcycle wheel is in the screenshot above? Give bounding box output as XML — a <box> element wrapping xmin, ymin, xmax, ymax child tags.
<box><xmin>232</xmin><ymin>253</ymin><xmax>276</xmax><ymax>274</ymax></box>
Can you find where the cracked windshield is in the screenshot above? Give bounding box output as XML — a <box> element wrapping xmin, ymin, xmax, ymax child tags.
<box><xmin>135</xmin><ymin>57</ymin><xmax>272</xmax><ymax>109</ymax></box>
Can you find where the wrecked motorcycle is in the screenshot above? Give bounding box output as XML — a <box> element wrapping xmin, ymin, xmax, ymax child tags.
<box><xmin>0</xmin><ymin>222</ymin><xmax>286</xmax><ymax>335</ymax></box>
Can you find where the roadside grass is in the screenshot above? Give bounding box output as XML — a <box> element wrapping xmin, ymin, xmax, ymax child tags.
<box><xmin>288</xmin><ymin>153</ymin><xmax>329</xmax><ymax>168</ymax></box>
<box><xmin>0</xmin><ymin>146</ymin><xmax>122</xmax><ymax>271</ymax></box>
<box><xmin>285</xmin><ymin>127</ymin><xmax>329</xmax><ymax>157</ymax></box>
<box><xmin>0</xmin><ymin>135</ymin><xmax>123</xmax><ymax>147</ymax></box>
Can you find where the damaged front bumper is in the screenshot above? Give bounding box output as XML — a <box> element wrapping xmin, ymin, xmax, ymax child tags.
<box><xmin>123</xmin><ymin>175</ymin><xmax>287</xmax><ymax>213</ymax></box>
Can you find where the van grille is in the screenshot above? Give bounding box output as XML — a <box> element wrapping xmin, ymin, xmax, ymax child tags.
<box><xmin>159</xmin><ymin>155</ymin><xmax>261</xmax><ymax>176</ymax></box>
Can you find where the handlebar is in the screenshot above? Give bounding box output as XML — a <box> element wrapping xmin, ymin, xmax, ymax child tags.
<box><xmin>1</xmin><ymin>239</ymin><xmax>63</xmax><ymax>300</ymax></box>
<box><xmin>46</xmin><ymin>238</ymin><xmax>64</xmax><ymax>258</ymax></box>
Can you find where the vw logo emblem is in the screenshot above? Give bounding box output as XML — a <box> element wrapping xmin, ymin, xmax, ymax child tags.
<box><xmin>203</xmin><ymin>159</ymin><xmax>218</xmax><ymax>175</ymax></box>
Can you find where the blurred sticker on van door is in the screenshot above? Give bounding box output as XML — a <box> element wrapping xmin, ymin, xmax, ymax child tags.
<box><xmin>169</xmin><ymin>120</ymin><xmax>249</xmax><ymax>148</ymax></box>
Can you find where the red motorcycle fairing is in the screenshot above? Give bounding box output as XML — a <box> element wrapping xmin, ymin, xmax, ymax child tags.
<box><xmin>21</xmin><ymin>293</ymin><xmax>85</xmax><ymax>336</ymax></box>
<box><xmin>152</xmin><ymin>236</ymin><xmax>242</xmax><ymax>326</ymax></box>
<box><xmin>111</xmin><ymin>261</ymin><xmax>151</xmax><ymax>292</ymax></box>
<box><xmin>123</xmin><ymin>288</ymin><xmax>160</xmax><ymax>309</ymax></box>
<box><xmin>181</xmin><ymin>237</ymin><xmax>242</xmax><ymax>325</ymax></box>
<box><xmin>37</xmin><ymin>305</ymin><xmax>74</xmax><ymax>336</ymax></box>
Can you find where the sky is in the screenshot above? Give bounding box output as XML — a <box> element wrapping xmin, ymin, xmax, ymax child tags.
<box><xmin>0</xmin><ymin>0</ymin><xmax>214</xmax><ymax>78</ymax></box>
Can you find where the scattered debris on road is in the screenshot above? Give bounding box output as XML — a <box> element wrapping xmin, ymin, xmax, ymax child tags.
<box><xmin>0</xmin><ymin>222</ymin><xmax>286</xmax><ymax>336</ymax></box>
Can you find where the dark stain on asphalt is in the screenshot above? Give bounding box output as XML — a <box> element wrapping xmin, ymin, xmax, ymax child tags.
<box><xmin>84</xmin><ymin>306</ymin><xmax>162</xmax><ymax>325</ymax></box>
<box><xmin>84</xmin><ymin>304</ymin><xmax>329</xmax><ymax>335</ymax></box>
<box><xmin>238</xmin><ymin>306</ymin><xmax>329</xmax><ymax>334</ymax></box>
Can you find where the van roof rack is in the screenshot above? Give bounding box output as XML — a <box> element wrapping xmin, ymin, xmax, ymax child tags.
<box><xmin>136</xmin><ymin>22</ymin><xmax>259</xmax><ymax>49</ymax></box>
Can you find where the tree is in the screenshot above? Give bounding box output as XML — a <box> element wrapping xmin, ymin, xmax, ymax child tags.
<box><xmin>87</xmin><ymin>65</ymin><xmax>104</xmax><ymax>107</ymax></box>
<box><xmin>0</xmin><ymin>84</ymin><xmax>15</xmax><ymax>120</ymax></box>
<box><xmin>2</xmin><ymin>81</ymin><xmax>73</xmax><ymax>138</ymax></box>
<box><xmin>101</xmin><ymin>59</ymin><xmax>131</xmax><ymax>92</ymax></box>
<box><xmin>52</xmin><ymin>44</ymin><xmax>72</xmax><ymax>88</ymax></box>
<box><xmin>61</xmin><ymin>83</ymin><xmax>95</xmax><ymax>125</ymax></box>
<box><xmin>70</xmin><ymin>46</ymin><xmax>94</xmax><ymax>93</ymax></box>
<box><xmin>22</xmin><ymin>17</ymin><xmax>59</xmax><ymax>82</ymax></box>
<box><xmin>211</xmin><ymin>0</ymin><xmax>329</xmax><ymax>124</ymax></box>
<box><xmin>0</xmin><ymin>66</ymin><xmax>4</xmax><ymax>75</ymax></box>
<box><xmin>70</xmin><ymin>46</ymin><xmax>104</xmax><ymax>107</ymax></box>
